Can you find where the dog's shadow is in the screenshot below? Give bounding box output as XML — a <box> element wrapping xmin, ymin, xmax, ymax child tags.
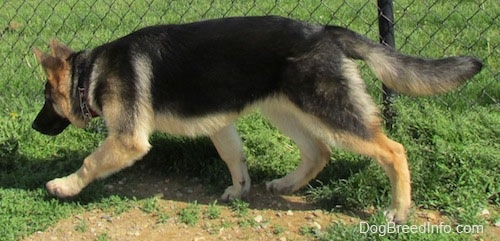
<box><xmin>100</xmin><ymin>135</ymin><xmax>325</xmax><ymax>212</ymax></box>
<box><xmin>0</xmin><ymin>134</ymin><xmax>371</xmax><ymax>217</ymax></box>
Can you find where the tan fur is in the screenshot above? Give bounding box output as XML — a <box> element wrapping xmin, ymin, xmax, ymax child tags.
<box><xmin>334</xmin><ymin>132</ymin><xmax>411</xmax><ymax>223</ymax></box>
<box><xmin>32</xmin><ymin>16</ymin><xmax>483</xmax><ymax>226</ymax></box>
<box><xmin>341</xmin><ymin>58</ymin><xmax>381</xmax><ymax>126</ymax></box>
<box><xmin>154</xmin><ymin>112</ymin><xmax>240</xmax><ymax>137</ymax></box>
<box><xmin>363</xmin><ymin>50</ymin><xmax>470</xmax><ymax>96</ymax></box>
<box><xmin>210</xmin><ymin>124</ymin><xmax>251</xmax><ymax>200</ymax></box>
<box><xmin>50</xmin><ymin>39</ymin><xmax>73</xmax><ymax>59</ymax></box>
<box><xmin>36</xmin><ymin>40</ymin><xmax>411</xmax><ymax>224</ymax></box>
<box><xmin>33</xmin><ymin>47</ymin><xmax>86</xmax><ymax>128</ymax></box>
<box><xmin>260</xmin><ymin>96</ymin><xmax>331</xmax><ymax>193</ymax></box>
<box><xmin>46</xmin><ymin>134</ymin><xmax>151</xmax><ymax>197</ymax></box>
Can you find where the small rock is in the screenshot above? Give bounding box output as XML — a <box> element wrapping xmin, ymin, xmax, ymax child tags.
<box><xmin>101</xmin><ymin>215</ymin><xmax>113</xmax><ymax>223</ymax></box>
<box><xmin>286</xmin><ymin>210</ymin><xmax>293</xmax><ymax>216</ymax></box>
<box><xmin>313</xmin><ymin>209</ymin><xmax>322</xmax><ymax>217</ymax></box>
<box><xmin>479</xmin><ymin>208</ymin><xmax>490</xmax><ymax>216</ymax></box>
<box><xmin>279</xmin><ymin>237</ymin><xmax>287</xmax><ymax>241</ymax></box>
<box><xmin>313</xmin><ymin>221</ymin><xmax>322</xmax><ymax>230</ymax></box>
<box><xmin>254</xmin><ymin>215</ymin><xmax>263</xmax><ymax>223</ymax></box>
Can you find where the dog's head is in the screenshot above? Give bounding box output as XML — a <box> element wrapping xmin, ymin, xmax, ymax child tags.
<box><xmin>32</xmin><ymin>40</ymin><xmax>86</xmax><ymax>135</ymax></box>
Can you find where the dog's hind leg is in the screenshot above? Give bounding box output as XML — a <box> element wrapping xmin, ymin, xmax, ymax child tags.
<box><xmin>46</xmin><ymin>133</ymin><xmax>151</xmax><ymax>198</ymax></box>
<box><xmin>210</xmin><ymin>124</ymin><xmax>251</xmax><ymax>201</ymax></box>
<box><xmin>261</xmin><ymin>102</ymin><xmax>331</xmax><ymax>194</ymax></box>
<box><xmin>335</xmin><ymin>131</ymin><xmax>411</xmax><ymax>223</ymax></box>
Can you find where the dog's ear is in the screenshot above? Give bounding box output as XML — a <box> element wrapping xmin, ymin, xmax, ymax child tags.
<box><xmin>33</xmin><ymin>47</ymin><xmax>51</xmax><ymax>64</ymax></box>
<box><xmin>33</xmin><ymin>47</ymin><xmax>65</xmax><ymax>87</ymax></box>
<box><xmin>49</xmin><ymin>39</ymin><xmax>74</xmax><ymax>59</ymax></box>
<box><xmin>33</xmin><ymin>47</ymin><xmax>63</xmax><ymax>69</ymax></box>
<box><xmin>33</xmin><ymin>47</ymin><xmax>45</xmax><ymax>63</ymax></box>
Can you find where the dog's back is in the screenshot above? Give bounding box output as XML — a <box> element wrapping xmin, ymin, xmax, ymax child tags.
<box><xmin>33</xmin><ymin>16</ymin><xmax>482</xmax><ymax>224</ymax></box>
<box><xmin>91</xmin><ymin>16</ymin><xmax>481</xmax><ymax>117</ymax></box>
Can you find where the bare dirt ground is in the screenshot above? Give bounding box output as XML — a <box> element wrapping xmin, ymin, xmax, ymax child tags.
<box><xmin>23</xmin><ymin>167</ymin><xmax>499</xmax><ymax>241</ymax></box>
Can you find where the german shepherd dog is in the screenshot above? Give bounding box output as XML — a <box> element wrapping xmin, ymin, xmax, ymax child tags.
<box><xmin>32</xmin><ymin>16</ymin><xmax>482</xmax><ymax>223</ymax></box>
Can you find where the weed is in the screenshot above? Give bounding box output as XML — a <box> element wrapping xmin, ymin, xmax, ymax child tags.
<box><xmin>317</xmin><ymin>223</ymin><xmax>360</xmax><ymax>241</ymax></box>
<box><xmin>300</xmin><ymin>225</ymin><xmax>319</xmax><ymax>237</ymax></box>
<box><xmin>96</xmin><ymin>233</ymin><xmax>111</xmax><ymax>241</ymax></box>
<box><xmin>156</xmin><ymin>212</ymin><xmax>170</xmax><ymax>224</ymax></box>
<box><xmin>97</xmin><ymin>195</ymin><xmax>134</xmax><ymax>215</ymax></box>
<box><xmin>237</xmin><ymin>218</ymin><xmax>257</xmax><ymax>229</ymax></box>
<box><xmin>74</xmin><ymin>220</ymin><xmax>88</xmax><ymax>233</ymax></box>
<box><xmin>178</xmin><ymin>201</ymin><xmax>200</xmax><ymax>226</ymax></box>
<box><xmin>221</xmin><ymin>219</ymin><xmax>232</xmax><ymax>229</ymax></box>
<box><xmin>140</xmin><ymin>197</ymin><xmax>160</xmax><ymax>214</ymax></box>
<box><xmin>205</xmin><ymin>200</ymin><xmax>221</xmax><ymax>219</ymax></box>
<box><xmin>230</xmin><ymin>199</ymin><xmax>249</xmax><ymax>217</ymax></box>
<box><xmin>273</xmin><ymin>224</ymin><xmax>285</xmax><ymax>235</ymax></box>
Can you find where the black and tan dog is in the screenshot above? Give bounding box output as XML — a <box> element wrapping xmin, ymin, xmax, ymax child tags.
<box><xmin>32</xmin><ymin>16</ymin><xmax>482</xmax><ymax>223</ymax></box>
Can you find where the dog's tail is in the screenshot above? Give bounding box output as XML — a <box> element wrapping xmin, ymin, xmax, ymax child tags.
<box><xmin>327</xmin><ymin>26</ymin><xmax>483</xmax><ymax>96</ymax></box>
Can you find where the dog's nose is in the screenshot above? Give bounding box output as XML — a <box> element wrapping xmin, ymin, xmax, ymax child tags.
<box><xmin>32</xmin><ymin>122</ymin><xmax>39</xmax><ymax>131</ymax></box>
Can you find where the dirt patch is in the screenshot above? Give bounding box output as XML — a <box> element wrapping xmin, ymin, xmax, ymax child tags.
<box><xmin>23</xmin><ymin>167</ymin><xmax>499</xmax><ymax>241</ymax></box>
<box><xmin>25</xmin><ymin>200</ymin><xmax>344</xmax><ymax>241</ymax></box>
<box><xmin>24</xmin><ymin>173</ymin><xmax>356</xmax><ymax>241</ymax></box>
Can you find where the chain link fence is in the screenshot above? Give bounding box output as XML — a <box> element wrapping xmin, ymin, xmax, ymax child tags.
<box><xmin>0</xmin><ymin>0</ymin><xmax>498</xmax><ymax>125</ymax></box>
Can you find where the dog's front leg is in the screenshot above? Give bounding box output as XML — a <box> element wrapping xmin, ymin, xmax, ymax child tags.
<box><xmin>210</xmin><ymin>124</ymin><xmax>251</xmax><ymax>201</ymax></box>
<box><xmin>46</xmin><ymin>134</ymin><xmax>151</xmax><ymax>198</ymax></box>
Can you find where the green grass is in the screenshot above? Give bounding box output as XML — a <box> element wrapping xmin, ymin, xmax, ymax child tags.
<box><xmin>0</xmin><ymin>0</ymin><xmax>498</xmax><ymax>240</ymax></box>
<box><xmin>140</xmin><ymin>196</ymin><xmax>162</xmax><ymax>214</ymax></box>
<box><xmin>230</xmin><ymin>199</ymin><xmax>250</xmax><ymax>217</ymax></box>
<box><xmin>178</xmin><ymin>201</ymin><xmax>201</xmax><ymax>226</ymax></box>
<box><xmin>205</xmin><ymin>200</ymin><xmax>222</xmax><ymax>219</ymax></box>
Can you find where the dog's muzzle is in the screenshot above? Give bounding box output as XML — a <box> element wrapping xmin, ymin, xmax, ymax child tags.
<box><xmin>32</xmin><ymin>102</ymin><xmax>70</xmax><ymax>136</ymax></box>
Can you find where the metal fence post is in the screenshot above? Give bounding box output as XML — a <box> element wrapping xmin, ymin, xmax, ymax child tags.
<box><xmin>377</xmin><ymin>0</ymin><xmax>398</xmax><ymax>130</ymax></box>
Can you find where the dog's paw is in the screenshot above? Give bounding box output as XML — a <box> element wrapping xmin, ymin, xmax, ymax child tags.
<box><xmin>266</xmin><ymin>179</ymin><xmax>294</xmax><ymax>195</ymax></box>
<box><xmin>383</xmin><ymin>207</ymin><xmax>409</xmax><ymax>224</ymax></box>
<box><xmin>220</xmin><ymin>185</ymin><xmax>249</xmax><ymax>202</ymax></box>
<box><xmin>46</xmin><ymin>175</ymin><xmax>83</xmax><ymax>198</ymax></box>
